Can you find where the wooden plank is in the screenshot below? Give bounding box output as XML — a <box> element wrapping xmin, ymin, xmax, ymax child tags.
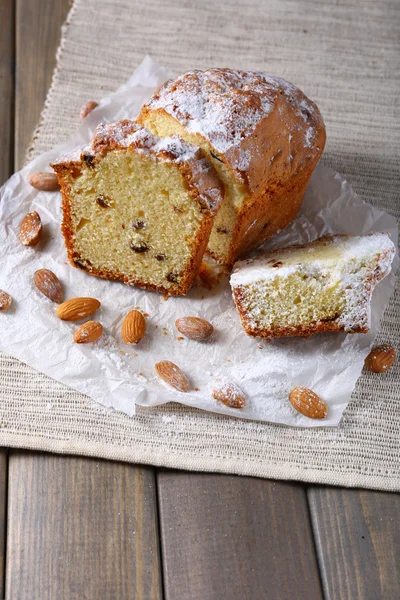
<box><xmin>9</xmin><ymin>2</ymin><xmax>162</xmax><ymax>598</ymax></box>
<box><xmin>14</xmin><ymin>0</ymin><xmax>71</xmax><ymax>169</ymax></box>
<box><xmin>308</xmin><ymin>487</ymin><xmax>400</xmax><ymax>600</ymax></box>
<box><xmin>6</xmin><ymin>452</ymin><xmax>163</xmax><ymax>600</ymax></box>
<box><xmin>157</xmin><ymin>470</ymin><xmax>323</xmax><ymax>600</ymax></box>
<box><xmin>0</xmin><ymin>0</ymin><xmax>14</xmax><ymax>595</ymax></box>
<box><xmin>0</xmin><ymin>0</ymin><xmax>14</xmax><ymax>183</ymax></box>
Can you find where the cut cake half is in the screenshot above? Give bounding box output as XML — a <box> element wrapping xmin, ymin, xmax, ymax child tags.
<box><xmin>230</xmin><ymin>233</ymin><xmax>395</xmax><ymax>338</ymax></box>
<box><xmin>52</xmin><ymin>120</ymin><xmax>223</xmax><ymax>296</ymax></box>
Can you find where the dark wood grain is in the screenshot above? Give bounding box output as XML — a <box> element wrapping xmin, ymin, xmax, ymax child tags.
<box><xmin>14</xmin><ymin>0</ymin><xmax>72</xmax><ymax>169</ymax></box>
<box><xmin>0</xmin><ymin>0</ymin><xmax>14</xmax><ymax>183</ymax></box>
<box><xmin>157</xmin><ymin>470</ymin><xmax>323</xmax><ymax>600</ymax></box>
<box><xmin>0</xmin><ymin>0</ymin><xmax>14</xmax><ymax>595</ymax></box>
<box><xmin>6</xmin><ymin>452</ymin><xmax>162</xmax><ymax>600</ymax></box>
<box><xmin>309</xmin><ymin>487</ymin><xmax>400</xmax><ymax>600</ymax></box>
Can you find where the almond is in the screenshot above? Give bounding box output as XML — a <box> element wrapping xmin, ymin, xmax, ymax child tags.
<box><xmin>212</xmin><ymin>382</ymin><xmax>246</xmax><ymax>409</ymax></box>
<box><xmin>0</xmin><ymin>290</ymin><xmax>12</xmax><ymax>311</ymax></box>
<box><xmin>34</xmin><ymin>269</ymin><xmax>64</xmax><ymax>303</ymax></box>
<box><xmin>175</xmin><ymin>316</ymin><xmax>214</xmax><ymax>341</ymax></box>
<box><xmin>74</xmin><ymin>321</ymin><xmax>103</xmax><ymax>344</ymax></box>
<box><xmin>289</xmin><ymin>386</ymin><xmax>328</xmax><ymax>419</ymax></box>
<box><xmin>80</xmin><ymin>100</ymin><xmax>98</xmax><ymax>119</ymax></box>
<box><xmin>56</xmin><ymin>297</ymin><xmax>100</xmax><ymax>321</ymax></box>
<box><xmin>155</xmin><ymin>360</ymin><xmax>190</xmax><ymax>392</ymax></box>
<box><xmin>28</xmin><ymin>172</ymin><xmax>60</xmax><ymax>191</ymax></box>
<box><xmin>122</xmin><ymin>309</ymin><xmax>146</xmax><ymax>344</ymax></box>
<box><xmin>19</xmin><ymin>211</ymin><xmax>42</xmax><ymax>246</ymax></box>
<box><xmin>365</xmin><ymin>344</ymin><xmax>396</xmax><ymax>373</ymax></box>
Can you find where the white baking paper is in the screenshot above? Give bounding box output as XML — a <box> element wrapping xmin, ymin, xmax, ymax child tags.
<box><xmin>0</xmin><ymin>56</ymin><xmax>398</xmax><ymax>427</ymax></box>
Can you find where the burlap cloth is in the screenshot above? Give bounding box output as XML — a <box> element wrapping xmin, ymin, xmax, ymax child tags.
<box><xmin>1</xmin><ymin>0</ymin><xmax>399</xmax><ymax>490</ymax></box>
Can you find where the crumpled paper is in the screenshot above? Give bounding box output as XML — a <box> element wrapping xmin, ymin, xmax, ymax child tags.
<box><xmin>0</xmin><ymin>56</ymin><xmax>398</xmax><ymax>427</ymax></box>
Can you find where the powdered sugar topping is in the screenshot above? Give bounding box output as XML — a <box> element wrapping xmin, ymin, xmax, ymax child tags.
<box><xmin>147</xmin><ymin>69</ymin><xmax>324</xmax><ymax>164</ymax></box>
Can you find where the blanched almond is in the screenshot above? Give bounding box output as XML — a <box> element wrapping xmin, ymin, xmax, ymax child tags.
<box><xmin>175</xmin><ymin>316</ymin><xmax>213</xmax><ymax>341</ymax></box>
<box><xmin>80</xmin><ymin>100</ymin><xmax>98</xmax><ymax>119</ymax></box>
<box><xmin>28</xmin><ymin>172</ymin><xmax>60</xmax><ymax>191</ymax></box>
<box><xmin>19</xmin><ymin>211</ymin><xmax>42</xmax><ymax>246</ymax></box>
<box><xmin>74</xmin><ymin>321</ymin><xmax>103</xmax><ymax>343</ymax></box>
<box><xmin>34</xmin><ymin>269</ymin><xmax>63</xmax><ymax>303</ymax></box>
<box><xmin>56</xmin><ymin>297</ymin><xmax>100</xmax><ymax>321</ymax></box>
<box><xmin>155</xmin><ymin>361</ymin><xmax>190</xmax><ymax>392</ymax></box>
<box><xmin>212</xmin><ymin>382</ymin><xmax>246</xmax><ymax>409</ymax></box>
<box><xmin>0</xmin><ymin>290</ymin><xmax>12</xmax><ymax>311</ymax></box>
<box><xmin>289</xmin><ymin>386</ymin><xmax>327</xmax><ymax>419</ymax></box>
<box><xmin>122</xmin><ymin>309</ymin><xmax>146</xmax><ymax>344</ymax></box>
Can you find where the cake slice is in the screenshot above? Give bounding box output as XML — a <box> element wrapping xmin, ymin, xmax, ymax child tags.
<box><xmin>52</xmin><ymin>121</ymin><xmax>223</xmax><ymax>295</ymax></box>
<box><xmin>230</xmin><ymin>233</ymin><xmax>395</xmax><ymax>338</ymax></box>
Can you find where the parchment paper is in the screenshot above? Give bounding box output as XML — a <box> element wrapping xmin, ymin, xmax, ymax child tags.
<box><xmin>0</xmin><ymin>57</ymin><xmax>397</xmax><ymax>427</ymax></box>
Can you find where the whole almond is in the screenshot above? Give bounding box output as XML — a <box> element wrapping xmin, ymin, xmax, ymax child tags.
<box><xmin>19</xmin><ymin>211</ymin><xmax>42</xmax><ymax>246</ymax></box>
<box><xmin>80</xmin><ymin>100</ymin><xmax>98</xmax><ymax>119</ymax></box>
<box><xmin>122</xmin><ymin>309</ymin><xmax>146</xmax><ymax>344</ymax></box>
<box><xmin>74</xmin><ymin>321</ymin><xmax>103</xmax><ymax>344</ymax></box>
<box><xmin>365</xmin><ymin>344</ymin><xmax>396</xmax><ymax>373</ymax></box>
<box><xmin>175</xmin><ymin>316</ymin><xmax>214</xmax><ymax>341</ymax></box>
<box><xmin>34</xmin><ymin>269</ymin><xmax>64</xmax><ymax>303</ymax></box>
<box><xmin>155</xmin><ymin>361</ymin><xmax>190</xmax><ymax>393</ymax></box>
<box><xmin>212</xmin><ymin>382</ymin><xmax>246</xmax><ymax>409</ymax></box>
<box><xmin>0</xmin><ymin>290</ymin><xmax>12</xmax><ymax>311</ymax></box>
<box><xmin>28</xmin><ymin>172</ymin><xmax>60</xmax><ymax>191</ymax></box>
<box><xmin>56</xmin><ymin>297</ymin><xmax>100</xmax><ymax>321</ymax></box>
<box><xmin>289</xmin><ymin>386</ymin><xmax>328</xmax><ymax>419</ymax></box>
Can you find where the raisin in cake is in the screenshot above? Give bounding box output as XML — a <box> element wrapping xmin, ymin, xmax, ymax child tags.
<box><xmin>52</xmin><ymin>121</ymin><xmax>223</xmax><ymax>295</ymax></box>
<box><xmin>230</xmin><ymin>233</ymin><xmax>395</xmax><ymax>338</ymax></box>
<box><xmin>138</xmin><ymin>69</ymin><xmax>326</xmax><ymax>266</ymax></box>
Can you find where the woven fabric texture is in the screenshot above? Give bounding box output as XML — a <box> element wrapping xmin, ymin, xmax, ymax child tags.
<box><xmin>1</xmin><ymin>0</ymin><xmax>399</xmax><ymax>490</ymax></box>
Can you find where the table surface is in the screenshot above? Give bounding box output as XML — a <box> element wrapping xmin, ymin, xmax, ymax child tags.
<box><xmin>1</xmin><ymin>1</ymin><xmax>399</xmax><ymax>599</ymax></box>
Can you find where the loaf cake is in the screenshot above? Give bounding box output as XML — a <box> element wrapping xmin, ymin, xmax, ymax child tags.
<box><xmin>230</xmin><ymin>233</ymin><xmax>395</xmax><ymax>338</ymax></box>
<box><xmin>138</xmin><ymin>69</ymin><xmax>326</xmax><ymax>265</ymax></box>
<box><xmin>52</xmin><ymin>120</ymin><xmax>223</xmax><ymax>295</ymax></box>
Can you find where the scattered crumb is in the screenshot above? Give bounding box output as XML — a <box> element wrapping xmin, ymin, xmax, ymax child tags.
<box><xmin>226</xmin><ymin>359</ymin><xmax>231</xmax><ymax>362</ymax></box>
<box><xmin>132</xmin><ymin>352</ymin><xmax>137</xmax><ymax>357</ymax></box>
<box><xmin>143</xmin><ymin>312</ymin><xmax>149</xmax><ymax>317</ymax></box>
<box><xmin>196</xmin><ymin>262</ymin><xmax>221</xmax><ymax>290</ymax></box>
<box><xmin>177</xmin><ymin>336</ymin><xmax>184</xmax><ymax>341</ymax></box>
<box><xmin>194</xmin><ymin>387</ymin><xmax>199</xmax><ymax>391</ymax></box>
<box><xmin>120</xmin><ymin>350</ymin><xmax>125</xmax><ymax>356</ymax></box>
<box><xmin>163</xmin><ymin>331</ymin><xmax>167</xmax><ymax>336</ymax></box>
<box><xmin>155</xmin><ymin>325</ymin><xmax>158</xmax><ymax>329</ymax></box>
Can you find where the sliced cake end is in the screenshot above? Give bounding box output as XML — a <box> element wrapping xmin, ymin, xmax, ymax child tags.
<box><xmin>52</xmin><ymin>121</ymin><xmax>223</xmax><ymax>296</ymax></box>
<box><xmin>230</xmin><ymin>233</ymin><xmax>396</xmax><ymax>338</ymax></box>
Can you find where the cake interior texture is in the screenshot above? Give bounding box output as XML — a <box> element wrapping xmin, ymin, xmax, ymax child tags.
<box><xmin>61</xmin><ymin>149</ymin><xmax>209</xmax><ymax>294</ymax></box>
<box><xmin>140</xmin><ymin>111</ymin><xmax>246</xmax><ymax>264</ymax></box>
<box><xmin>230</xmin><ymin>234</ymin><xmax>395</xmax><ymax>337</ymax></box>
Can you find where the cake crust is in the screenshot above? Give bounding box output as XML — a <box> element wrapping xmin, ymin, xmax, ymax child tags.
<box><xmin>138</xmin><ymin>69</ymin><xmax>326</xmax><ymax>265</ymax></box>
<box><xmin>52</xmin><ymin>121</ymin><xmax>224</xmax><ymax>295</ymax></box>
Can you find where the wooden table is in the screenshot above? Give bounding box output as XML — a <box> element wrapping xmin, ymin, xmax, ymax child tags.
<box><xmin>1</xmin><ymin>1</ymin><xmax>399</xmax><ymax>598</ymax></box>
